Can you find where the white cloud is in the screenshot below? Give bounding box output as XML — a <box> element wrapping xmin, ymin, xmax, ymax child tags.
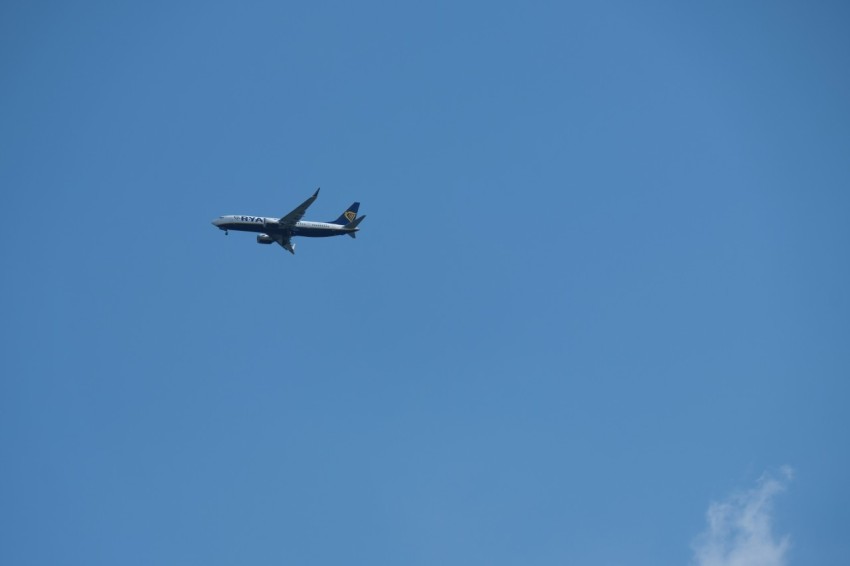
<box><xmin>691</xmin><ymin>467</ymin><xmax>793</xmax><ymax>566</ymax></box>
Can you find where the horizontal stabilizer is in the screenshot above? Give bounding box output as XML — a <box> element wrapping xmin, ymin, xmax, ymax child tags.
<box><xmin>344</xmin><ymin>215</ymin><xmax>366</xmax><ymax>238</ymax></box>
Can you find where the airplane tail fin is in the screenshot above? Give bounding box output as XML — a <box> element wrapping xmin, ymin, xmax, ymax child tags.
<box><xmin>344</xmin><ymin>215</ymin><xmax>366</xmax><ymax>238</ymax></box>
<box><xmin>329</xmin><ymin>202</ymin><xmax>360</xmax><ymax>225</ymax></box>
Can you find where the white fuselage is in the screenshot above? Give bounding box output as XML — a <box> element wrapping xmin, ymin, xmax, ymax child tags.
<box><xmin>212</xmin><ymin>215</ymin><xmax>353</xmax><ymax>238</ymax></box>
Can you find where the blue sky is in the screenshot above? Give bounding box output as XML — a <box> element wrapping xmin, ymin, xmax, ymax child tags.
<box><xmin>2</xmin><ymin>1</ymin><xmax>848</xmax><ymax>564</ymax></box>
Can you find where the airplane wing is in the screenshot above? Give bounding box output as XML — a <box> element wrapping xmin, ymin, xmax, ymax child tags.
<box><xmin>270</xmin><ymin>233</ymin><xmax>296</xmax><ymax>255</ymax></box>
<box><xmin>278</xmin><ymin>188</ymin><xmax>320</xmax><ymax>228</ymax></box>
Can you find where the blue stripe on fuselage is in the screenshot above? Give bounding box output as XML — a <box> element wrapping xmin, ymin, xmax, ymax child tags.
<box><xmin>215</xmin><ymin>223</ymin><xmax>345</xmax><ymax>238</ymax></box>
<box><xmin>292</xmin><ymin>227</ymin><xmax>342</xmax><ymax>238</ymax></box>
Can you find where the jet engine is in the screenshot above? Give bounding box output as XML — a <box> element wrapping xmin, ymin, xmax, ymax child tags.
<box><xmin>256</xmin><ymin>234</ymin><xmax>274</xmax><ymax>245</ymax></box>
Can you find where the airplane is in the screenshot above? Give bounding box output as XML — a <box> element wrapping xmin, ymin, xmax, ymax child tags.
<box><xmin>211</xmin><ymin>188</ymin><xmax>365</xmax><ymax>254</ymax></box>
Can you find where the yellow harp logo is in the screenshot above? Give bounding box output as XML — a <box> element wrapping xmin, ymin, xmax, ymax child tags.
<box><xmin>345</xmin><ymin>211</ymin><xmax>356</xmax><ymax>222</ymax></box>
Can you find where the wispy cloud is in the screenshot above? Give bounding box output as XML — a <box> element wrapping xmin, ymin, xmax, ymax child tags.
<box><xmin>691</xmin><ymin>467</ymin><xmax>793</xmax><ymax>566</ymax></box>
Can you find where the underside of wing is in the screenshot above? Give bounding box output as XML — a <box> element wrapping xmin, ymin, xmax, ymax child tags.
<box><xmin>272</xmin><ymin>233</ymin><xmax>296</xmax><ymax>255</ymax></box>
<box><xmin>279</xmin><ymin>188</ymin><xmax>320</xmax><ymax>228</ymax></box>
